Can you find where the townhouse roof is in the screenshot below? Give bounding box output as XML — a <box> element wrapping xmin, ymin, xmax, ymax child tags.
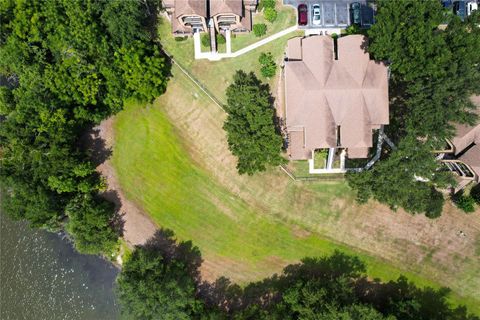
<box><xmin>210</xmin><ymin>0</ymin><xmax>243</xmax><ymax>16</ymax></box>
<box><xmin>451</xmin><ymin>96</ymin><xmax>480</xmax><ymax>156</ymax></box>
<box><xmin>174</xmin><ymin>0</ymin><xmax>207</xmax><ymax>18</ymax></box>
<box><xmin>284</xmin><ymin>35</ymin><xmax>389</xmax><ymax>160</ymax></box>
<box><xmin>451</xmin><ymin>95</ymin><xmax>480</xmax><ymax>179</ymax></box>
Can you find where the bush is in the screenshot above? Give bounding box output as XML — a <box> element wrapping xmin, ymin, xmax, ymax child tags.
<box><xmin>258</xmin><ymin>0</ymin><xmax>275</xmax><ymax>10</ymax></box>
<box><xmin>453</xmin><ymin>194</ymin><xmax>476</xmax><ymax>213</ymax></box>
<box><xmin>201</xmin><ymin>33</ymin><xmax>210</xmax><ymax>47</ymax></box>
<box><xmin>264</xmin><ymin>7</ymin><xmax>278</xmax><ymax>22</ymax></box>
<box><xmin>253</xmin><ymin>23</ymin><xmax>267</xmax><ymax>37</ymax></box>
<box><xmin>471</xmin><ymin>183</ymin><xmax>480</xmax><ymax>205</ymax></box>
<box><xmin>261</xmin><ymin>0</ymin><xmax>276</xmax><ymax>9</ymax></box>
<box><xmin>259</xmin><ymin>52</ymin><xmax>277</xmax><ymax>78</ymax></box>
<box><xmin>217</xmin><ymin>34</ymin><xmax>226</xmax><ymax>44</ymax></box>
<box><xmin>174</xmin><ymin>36</ymin><xmax>187</xmax><ymax>42</ymax></box>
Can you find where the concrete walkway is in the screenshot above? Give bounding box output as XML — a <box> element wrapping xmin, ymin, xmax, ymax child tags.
<box><xmin>194</xmin><ymin>25</ymin><xmax>298</xmax><ymax>61</ymax></box>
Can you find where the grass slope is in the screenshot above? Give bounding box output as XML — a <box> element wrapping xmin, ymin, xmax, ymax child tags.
<box><xmin>114</xmin><ymin>2</ymin><xmax>480</xmax><ymax>313</ymax></box>
<box><xmin>113</xmin><ymin>89</ymin><xmax>479</xmax><ymax>313</ymax></box>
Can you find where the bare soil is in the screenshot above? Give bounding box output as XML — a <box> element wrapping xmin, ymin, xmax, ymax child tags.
<box><xmin>93</xmin><ymin>118</ymin><xmax>157</xmax><ymax>247</ymax></box>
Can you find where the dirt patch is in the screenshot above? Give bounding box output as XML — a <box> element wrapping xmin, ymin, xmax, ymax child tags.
<box><xmin>91</xmin><ymin>117</ymin><xmax>158</xmax><ymax>247</ymax></box>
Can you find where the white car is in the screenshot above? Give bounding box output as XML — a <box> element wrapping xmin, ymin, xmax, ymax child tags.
<box><xmin>312</xmin><ymin>4</ymin><xmax>321</xmax><ymax>25</ymax></box>
<box><xmin>467</xmin><ymin>1</ymin><xmax>478</xmax><ymax>16</ymax></box>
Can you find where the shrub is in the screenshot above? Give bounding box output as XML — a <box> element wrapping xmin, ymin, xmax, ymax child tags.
<box><xmin>217</xmin><ymin>34</ymin><xmax>226</xmax><ymax>44</ymax></box>
<box><xmin>174</xmin><ymin>36</ymin><xmax>187</xmax><ymax>42</ymax></box>
<box><xmin>253</xmin><ymin>23</ymin><xmax>267</xmax><ymax>37</ymax></box>
<box><xmin>261</xmin><ymin>0</ymin><xmax>276</xmax><ymax>9</ymax></box>
<box><xmin>201</xmin><ymin>33</ymin><xmax>210</xmax><ymax>47</ymax></box>
<box><xmin>259</xmin><ymin>52</ymin><xmax>277</xmax><ymax>78</ymax></box>
<box><xmin>264</xmin><ymin>7</ymin><xmax>278</xmax><ymax>22</ymax></box>
<box><xmin>453</xmin><ymin>194</ymin><xmax>476</xmax><ymax>213</ymax></box>
<box><xmin>471</xmin><ymin>183</ymin><xmax>480</xmax><ymax>205</ymax></box>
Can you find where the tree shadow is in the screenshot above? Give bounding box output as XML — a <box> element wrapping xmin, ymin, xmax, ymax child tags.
<box><xmin>81</xmin><ymin>127</ymin><xmax>112</xmax><ymax>167</ymax></box>
<box><xmin>355</xmin><ymin>276</ymin><xmax>475</xmax><ymax>319</ymax></box>
<box><xmin>198</xmin><ymin>251</ymin><xmax>367</xmax><ymax>314</ymax></box>
<box><xmin>142</xmin><ymin>228</ymin><xmax>203</xmax><ymax>281</ymax></box>
<box><xmin>101</xmin><ymin>190</ymin><xmax>125</xmax><ymax>237</ymax></box>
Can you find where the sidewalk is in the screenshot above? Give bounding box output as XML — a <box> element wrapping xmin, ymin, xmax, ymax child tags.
<box><xmin>194</xmin><ymin>25</ymin><xmax>298</xmax><ymax>61</ymax></box>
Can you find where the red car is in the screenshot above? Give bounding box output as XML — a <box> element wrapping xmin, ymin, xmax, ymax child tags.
<box><xmin>298</xmin><ymin>4</ymin><xmax>308</xmax><ymax>26</ymax></box>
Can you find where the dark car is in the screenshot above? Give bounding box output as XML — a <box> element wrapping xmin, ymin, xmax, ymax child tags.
<box><xmin>351</xmin><ymin>2</ymin><xmax>361</xmax><ymax>25</ymax></box>
<box><xmin>298</xmin><ymin>4</ymin><xmax>308</xmax><ymax>26</ymax></box>
<box><xmin>453</xmin><ymin>0</ymin><xmax>466</xmax><ymax>20</ymax></box>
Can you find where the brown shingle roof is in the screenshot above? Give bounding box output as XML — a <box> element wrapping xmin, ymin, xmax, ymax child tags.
<box><xmin>458</xmin><ymin>144</ymin><xmax>480</xmax><ymax>181</ymax></box>
<box><xmin>451</xmin><ymin>96</ymin><xmax>480</xmax><ymax>155</ymax></box>
<box><xmin>285</xmin><ymin>35</ymin><xmax>389</xmax><ymax>160</ymax></box>
<box><xmin>210</xmin><ymin>0</ymin><xmax>243</xmax><ymax>16</ymax></box>
<box><xmin>174</xmin><ymin>0</ymin><xmax>207</xmax><ymax>18</ymax></box>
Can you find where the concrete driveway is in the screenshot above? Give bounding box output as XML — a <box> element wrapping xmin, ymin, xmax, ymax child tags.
<box><xmin>283</xmin><ymin>0</ymin><xmax>368</xmax><ymax>29</ymax></box>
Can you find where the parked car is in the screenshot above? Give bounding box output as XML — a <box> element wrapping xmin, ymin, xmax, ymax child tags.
<box><xmin>467</xmin><ymin>1</ymin><xmax>478</xmax><ymax>15</ymax></box>
<box><xmin>312</xmin><ymin>4</ymin><xmax>321</xmax><ymax>25</ymax></box>
<box><xmin>453</xmin><ymin>0</ymin><xmax>466</xmax><ymax>20</ymax></box>
<box><xmin>298</xmin><ymin>4</ymin><xmax>308</xmax><ymax>26</ymax></box>
<box><xmin>351</xmin><ymin>2</ymin><xmax>361</xmax><ymax>25</ymax></box>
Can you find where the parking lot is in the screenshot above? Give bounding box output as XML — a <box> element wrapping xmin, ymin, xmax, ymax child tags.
<box><xmin>283</xmin><ymin>0</ymin><xmax>371</xmax><ymax>28</ymax></box>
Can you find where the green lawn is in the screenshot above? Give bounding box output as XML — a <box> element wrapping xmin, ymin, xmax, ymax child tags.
<box><xmin>158</xmin><ymin>9</ymin><xmax>301</xmax><ymax>104</ymax></box>
<box><xmin>230</xmin><ymin>3</ymin><xmax>296</xmax><ymax>52</ymax></box>
<box><xmin>113</xmin><ymin>91</ymin><xmax>479</xmax><ymax>313</ymax></box>
<box><xmin>114</xmin><ymin>7</ymin><xmax>480</xmax><ymax>314</ymax></box>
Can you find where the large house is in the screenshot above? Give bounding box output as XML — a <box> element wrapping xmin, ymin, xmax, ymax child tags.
<box><xmin>441</xmin><ymin>96</ymin><xmax>480</xmax><ymax>190</ymax></box>
<box><xmin>284</xmin><ymin>35</ymin><xmax>389</xmax><ymax>161</ymax></box>
<box><xmin>162</xmin><ymin>0</ymin><xmax>257</xmax><ymax>36</ymax></box>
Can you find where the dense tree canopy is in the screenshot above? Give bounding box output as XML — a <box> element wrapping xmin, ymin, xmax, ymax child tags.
<box><xmin>117</xmin><ymin>240</ymin><xmax>479</xmax><ymax>320</ymax></box>
<box><xmin>0</xmin><ymin>0</ymin><xmax>169</xmax><ymax>253</ymax></box>
<box><xmin>224</xmin><ymin>71</ymin><xmax>285</xmax><ymax>175</ymax></box>
<box><xmin>347</xmin><ymin>0</ymin><xmax>480</xmax><ymax>217</ymax></box>
<box><xmin>117</xmin><ymin>246</ymin><xmax>204</xmax><ymax>320</ymax></box>
<box><xmin>65</xmin><ymin>194</ymin><xmax>119</xmax><ymax>256</ymax></box>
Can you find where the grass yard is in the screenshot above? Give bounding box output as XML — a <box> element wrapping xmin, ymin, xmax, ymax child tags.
<box><xmin>158</xmin><ymin>12</ymin><xmax>302</xmax><ymax>104</ymax></box>
<box><xmin>114</xmin><ymin>6</ymin><xmax>480</xmax><ymax>314</ymax></box>
<box><xmin>230</xmin><ymin>3</ymin><xmax>296</xmax><ymax>52</ymax></box>
<box><xmin>112</xmin><ymin>65</ymin><xmax>480</xmax><ymax>313</ymax></box>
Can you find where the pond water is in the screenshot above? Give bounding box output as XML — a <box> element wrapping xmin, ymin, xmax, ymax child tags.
<box><xmin>0</xmin><ymin>210</ymin><xmax>120</xmax><ymax>320</ymax></box>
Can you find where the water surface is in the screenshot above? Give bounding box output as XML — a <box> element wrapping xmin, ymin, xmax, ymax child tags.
<box><xmin>0</xmin><ymin>211</ymin><xmax>120</xmax><ymax>320</ymax></box>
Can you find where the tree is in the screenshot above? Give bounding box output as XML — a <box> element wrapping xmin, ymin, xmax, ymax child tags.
<box><xmin>471</xmin><ymin>184</ymin><xmax>480</xmax><ymax>205</ymax></box>
<box><xmin>258</xmin><ymin>52</ymin><xmax>276</xmax><ymax>78</ymax></box>
<box><xmin>368</xmin><ymin>0</ymin><xmax>448</xmax><ymax>82</ymax></box>
<box><xmin>223</xmin><ymin>71</ymin><xmax>285</xmax><ymax>175</ymax></box>
<box><xmin>452</xmin><ymin>194</ymin><xmax>476</xmax><ymax>213</ymax></box>
<box><xmin>264</xmin><ymin>7</ymin><xmax>278</xmax><ymax>23</ymax></box>
<box><xmin>347</xmin><ymin>0</ymin><xmax>480</xmax><ymax>217</ymax></box>
<box><xmin>347</xmin><ymin>136</ymin><xmax>452</xmax><ymax>218</ymax></box>
<box><xmin>65</xmin><ymin>194</ymin><xmax>119</xmax><ymax>256</ymax></box>
<box><xmin>0</xmin><ymin>0</ymin><xmax>170</xmax><ymax>255</ymax></box>
<box><xmin>114</xmin><ymin>41</ymin><xmax>169</xmax><ymax>103</ymax></box>
<box><xmin>117</xmin><ymin>246</ymin><xmax>204</xmax><ymax>320</ymax></box>
<box><xmin>101</xmin><ymin>0</ymin><xmax>150</xmax><ymax>47</ymax></box>
<box><xmin>253</xmin><ymin>23</ymin><xmax>267</xmax><ymax>37</ymax></box>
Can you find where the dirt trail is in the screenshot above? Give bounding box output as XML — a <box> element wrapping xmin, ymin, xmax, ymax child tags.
<box><xmin>93</xmin><ymin>118</ymin><xmax>157</xmax><ymax>247</ymax></box>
